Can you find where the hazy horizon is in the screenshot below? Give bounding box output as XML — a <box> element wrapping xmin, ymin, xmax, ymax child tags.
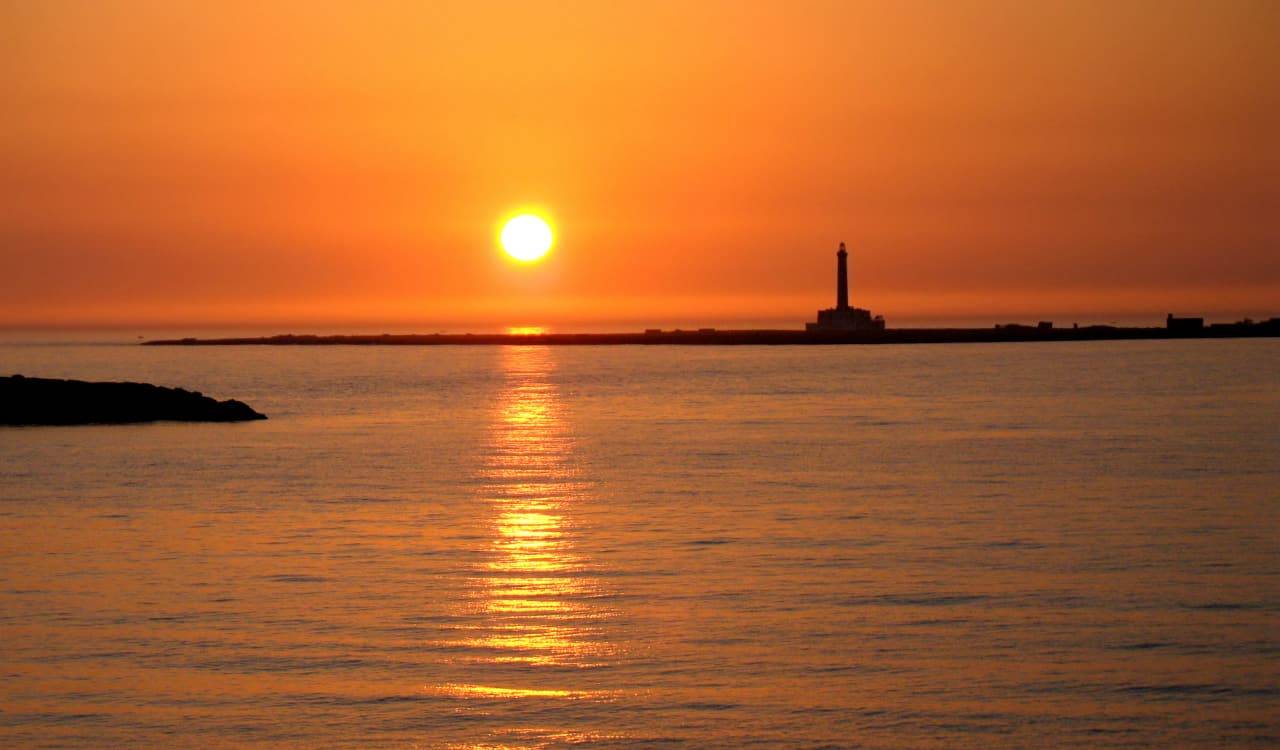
<box><xmin>1</xmin><ymin>309</ymin><xmax>1266</xmax><ymax>341</ymax></box>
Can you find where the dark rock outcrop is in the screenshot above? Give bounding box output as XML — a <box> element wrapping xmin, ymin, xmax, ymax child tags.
<box><xmin>1</xmin><ymin>375</ymin><xmax>267</xmax><ymax>425</ymax></box>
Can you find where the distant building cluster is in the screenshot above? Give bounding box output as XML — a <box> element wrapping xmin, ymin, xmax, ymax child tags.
<box><xmin>793</xmin><ymin>243</ymin><xmax>1274</xmax><ymax>337</ymax></box>
<box><xmin>1166</xmin><ymin>313</ymin><xmax>1204</xmax><ymax>331</ymax></box>
<box><xmin>1167</xmin><ymin>313</ymin><xmax>1280</xmax><ymax>332</ymax></box>
<box><xmin>807</xmin><ymin>242</ymin><xmax>885</xmax><ymax>331</ymax></box>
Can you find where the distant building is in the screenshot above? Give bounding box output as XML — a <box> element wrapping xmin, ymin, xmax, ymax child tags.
<box><xmin>807</xmin><ymin>242</ymin><xmax>886</xmax><ymax>331</ymax></box>
<box><xmin>1166</xmin><ymin>313</ymin><xmax>1204</xmax><ymax>331</ymax></box>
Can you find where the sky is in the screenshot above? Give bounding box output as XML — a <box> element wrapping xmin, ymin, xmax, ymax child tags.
<box><xmin>2</xmin><ymin>0</ymin><xmax>1277</xmax><ymax>329</ymax></box>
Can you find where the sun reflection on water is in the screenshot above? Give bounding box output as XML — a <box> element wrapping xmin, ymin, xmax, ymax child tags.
<box><xmin>441</xmin><ymin>345</ymin><xmax>612</xmax><ymax>700</ymax></box>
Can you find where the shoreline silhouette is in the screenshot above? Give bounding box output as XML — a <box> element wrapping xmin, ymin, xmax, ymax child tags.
<box><xmin>143</xmin><ymin>319</ymin><xmax>1279</xmax><ymax>347</ymax></box>
<box><xmin>0</xmin><ymin>375</ymin><xmax>266</xmax><ymax>425</ymax></box>
<box><xmin>146</xmin><ymin>243</ymin><xmax>1277</xmax><ymax>347</ymax></box>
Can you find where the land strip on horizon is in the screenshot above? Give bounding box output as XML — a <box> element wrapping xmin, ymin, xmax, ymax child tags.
<box><xmin>145</xmin><ymin>322</ymin><xmax>1279</xmax><ymax>347</ymax></box>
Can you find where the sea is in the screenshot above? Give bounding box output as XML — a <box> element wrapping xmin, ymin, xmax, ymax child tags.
<box><xmin>1</xmin><ymin>337</ymin><xmax>1277</xmax><ymax>748</ymax></box>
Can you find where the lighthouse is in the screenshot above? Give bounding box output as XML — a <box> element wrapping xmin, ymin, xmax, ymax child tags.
<box><xmin>806</xmin><ymin>241</ymin><xmax>885</xmax><ymax>331</ymax></box>
<box><xmin>836</xmin><ymin>241</ymin><xmax>849</xmax><ymax>310</ymax></box>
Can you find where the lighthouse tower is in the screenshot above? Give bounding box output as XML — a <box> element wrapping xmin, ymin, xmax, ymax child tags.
<box><xmin>807</xmin><ymin>241</ymin><xmax>885</xmax><ymax>331</ymax></box>
<box><xmin>836</xmin><ymin>242</ymin><xmax>849</xmax><ymax>310</ymax></box>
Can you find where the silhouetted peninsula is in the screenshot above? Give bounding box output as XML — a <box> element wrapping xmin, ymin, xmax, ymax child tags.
<box><xmin>144</xmin><ymin>241</ymin><xmax>1277</xmax><ymax>348</ymax></box>
<box><xmin>1</xmin><ymin>375</ymin><xmax>267</xmax><ymax>425</ymax></box>
<box><xmin>142</xmin><ymin>320</ymin><xmax>1279</xmax><ymax>348</ymax></box>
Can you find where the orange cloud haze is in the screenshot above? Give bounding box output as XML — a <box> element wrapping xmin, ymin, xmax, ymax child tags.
<box><xmin>2</xmin><ymin>0</ymin><xmax>1277</xmax><ymax>328</ymax></box>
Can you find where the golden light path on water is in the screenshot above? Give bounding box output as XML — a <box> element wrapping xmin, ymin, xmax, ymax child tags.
<box><xmin>431</xmin><ymin>346</ymin><xmax>617</xmax><ymax>714</ymax></box>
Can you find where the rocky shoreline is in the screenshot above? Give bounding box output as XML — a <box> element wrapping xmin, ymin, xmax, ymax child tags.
<box><xmin>1</xmin><ymin>375</ymin><xmax>267</xmax><ymax>425</ymax></box>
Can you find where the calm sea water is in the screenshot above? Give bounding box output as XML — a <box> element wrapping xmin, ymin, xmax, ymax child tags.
<box><xmin>1</xmin><ymin>339</ymin><xmax>1277</xmax><ymax>748</ymax></box>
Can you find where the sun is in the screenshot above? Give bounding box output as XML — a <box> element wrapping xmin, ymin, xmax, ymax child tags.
<box><xmin>500</xmin><ymin>214</ymin><xmax>554</xmax><ymax>263</ymax></box>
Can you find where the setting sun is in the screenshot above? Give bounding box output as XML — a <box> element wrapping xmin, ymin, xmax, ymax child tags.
<box><xmin>500</xmin><ymin>214</ymin><xmax>554</xmax><ymax>263</ymax></box>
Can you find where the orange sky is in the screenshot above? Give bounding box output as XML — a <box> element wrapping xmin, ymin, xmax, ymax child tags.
<box><xmin>2</xmin><ymin>0</ymin><xmax>1277</xmax><ymax>329</ymax></box>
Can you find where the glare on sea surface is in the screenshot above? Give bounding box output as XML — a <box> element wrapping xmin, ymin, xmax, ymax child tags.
<box><xmin>442</xmin><ymin>344</ymin><xmax>611</xmax><ymax>696</ymax></box>
<box><xmin>499</xmin><ymin>214</ymin><xmax>554</xmax><ymax>262</ymax></box>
